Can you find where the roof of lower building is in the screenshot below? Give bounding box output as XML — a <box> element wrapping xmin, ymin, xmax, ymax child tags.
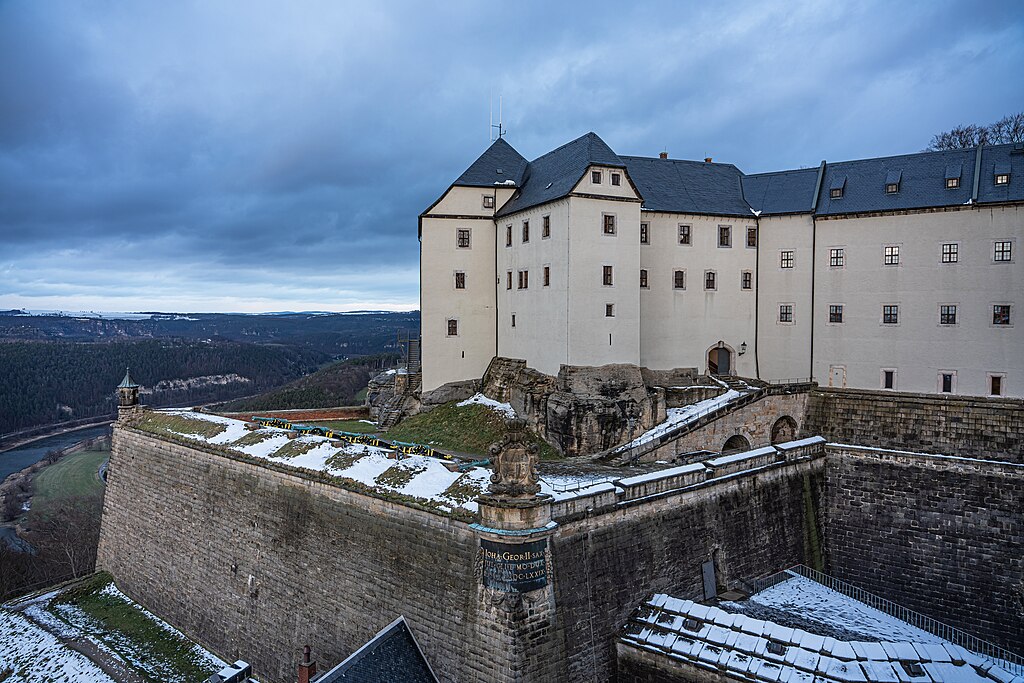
<box><xmin>441</xmin><ymin>133</ymin><xmax>1024</xmax><ymax>219</ymax></box>
<box><xmin>316</xmin><ymin>617</ymin><xmax>437</xmax><ymax>683</ymax></box>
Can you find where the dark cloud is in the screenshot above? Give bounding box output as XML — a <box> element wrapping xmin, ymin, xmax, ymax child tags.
<box><xmin>1</xmin><ymin>0</ymin><xmax>1022</xmax><ymax>312</ymax></box>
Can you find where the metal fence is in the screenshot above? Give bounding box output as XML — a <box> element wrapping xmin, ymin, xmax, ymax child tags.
<box><xmin>751</xmin><ymin>564</ymin><xmax>1023</xmax><ymax>675</ymax></box>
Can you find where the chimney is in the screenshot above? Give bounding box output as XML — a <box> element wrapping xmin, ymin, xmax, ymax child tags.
<box><xmin>298</xmin><ymin>645</ymin><xmax>317</xmax><ymax>683</ymax></box>
<box><xmin>659</xmin><ymin>151</ymin><xmax>668</xmax><ymax>159</ymax></box>
<box><xmin>704</xmin><ymin>157</ymin><xmax>713</xmax><ymax>163</ymax></box>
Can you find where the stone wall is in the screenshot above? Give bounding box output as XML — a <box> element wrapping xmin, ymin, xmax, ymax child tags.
<box><xmin>804</xmin><ymin>388</ymin><xmax>1024</xmax><ymax>462</ymax></box>
<box><xmin>823</xmin><ymin>445</ymin><xmax>1024</xmax><ymax>653</ymax></box>
<box><xmin>551</xmin><ymin>455</ymin><xmax>826</xmax><ymax>682</ymax></box>
<box><xmin>97</xmin><ymin>428</ymin><xmax>503</xmax><ymax>683</ymax></box>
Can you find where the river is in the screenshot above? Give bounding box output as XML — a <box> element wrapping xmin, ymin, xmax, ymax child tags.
<box><xmin>0</xmin><ymin>425</ymin><xmax>111</xmax><ymax>482</ymax></box>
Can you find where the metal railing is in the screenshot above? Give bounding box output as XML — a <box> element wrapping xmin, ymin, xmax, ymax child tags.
<box><xmin>752</xmin><ymin>564</ymin><xmax>1023</xmax><ymax>675</ymax></box>
<box><xmin>764</xmin><ymin>377</ymin><xmax>813</xmax><ymax>385</ymax></box>
<box><xmin>543</xmin><ymin>476</ymin><xmax>617</xmax><ymax>494</ymax></box>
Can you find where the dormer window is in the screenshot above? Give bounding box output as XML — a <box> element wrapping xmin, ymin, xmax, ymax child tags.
<box><xmin>946</xmin><ymin>177</ymin><xmax>960</xmax><ymax>189</ymax></box>
<box><xmin>592</xmin><ymin>170</ymin><xmax>602</xmax><ymax>184</ymax></box>
<box><xmin>945</xmin><ymin>163</ymin><xmax>962</xmax><ymax>189</ymax></box>
<box><xmin>611</xmin><ymin>172</ymin><xmax>621</xmax><ymax>186</ymax></box>
<box><xmin>829</xmin><ymin>175</ymin><xmax>846</xmax><ymax>200</ymax></box>
<box><xmin>884</xmin><ymin>170</ymin><xmax>902</xmax><ymax>194</ymax></box>
<box><xmin>994</xmin><ymin>163</ymin><xmax>1010</xmax><ymax>185</ymax></box>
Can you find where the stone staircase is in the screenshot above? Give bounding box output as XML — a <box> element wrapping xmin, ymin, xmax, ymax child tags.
<box><xmin>377</xmin><ymin>372</ymin><xmax>421</xmax><ymax>430</ymax></box>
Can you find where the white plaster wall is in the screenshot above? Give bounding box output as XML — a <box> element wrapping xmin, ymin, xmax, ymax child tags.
<box><xmin>813</xmin><ymin>205</ymin><xmax>1023</xmax><ymax>397</ymax></box>
<box><xmin>573</xmin><ymin>165</ymin><xmax>640</xmax><ymax>200</ymax></box>
<box><xmin>756</xmin><ymin>214</ymin><xmax>815</xmax><ymax>382</ymax></box>
<box><xmin>638</xmin><ymin>212</ymin><xmax>758</xmax><ymax>375</ymax></box>
<box><xmin>428</xmin><ymin>186</ymin><xmax>516</xmax><ymax>216</ymax></box>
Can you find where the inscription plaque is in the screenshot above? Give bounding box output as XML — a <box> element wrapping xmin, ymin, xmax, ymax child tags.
<box><xmin>480</xmin><ymin>538</ymin><xmax>548</xmax><ymax>593</ymax></box>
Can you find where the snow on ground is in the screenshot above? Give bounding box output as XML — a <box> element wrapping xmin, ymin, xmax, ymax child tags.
<box><xmin>746</xmin><ymin>575</ymin><xmax>943</xmax><ymax>643</ymax></box>
<box><xmin>621</xmin><ymin>388</ymin><xmax>742</xmax><ymax>449</ymax></box>
<box><xmin>0</xmin><ymin>610</ymin><xmax>114</xmax><ymax>683</ymax></box>
<box><xmin>457</xmin><ymin>393</ymin><xmax>517</xmax><ymax>419</ymax></box>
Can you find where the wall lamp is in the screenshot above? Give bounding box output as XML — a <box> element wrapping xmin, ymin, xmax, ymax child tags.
<box><xmin>739</xmin><ymin>342</ymin><xmax>747</xmax><ymax>356</ymax></box>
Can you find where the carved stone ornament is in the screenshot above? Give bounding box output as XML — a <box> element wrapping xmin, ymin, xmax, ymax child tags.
<box><xmin>487</xmin><ymin>418</ymin><xmax>541</xmax><ymax>497</ymax></box>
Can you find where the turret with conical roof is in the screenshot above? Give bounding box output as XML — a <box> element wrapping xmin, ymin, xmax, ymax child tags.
<box><xmin>116</xmin><ymin>367</ymin><xmax>140</xmax><ymax>412</ymax></box>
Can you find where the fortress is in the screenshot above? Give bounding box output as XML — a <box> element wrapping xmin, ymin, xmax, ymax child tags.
<box><xmin>92</xmin><ymin>134</ymin><xmax>1024</xmax><ymax>682</ymax></box>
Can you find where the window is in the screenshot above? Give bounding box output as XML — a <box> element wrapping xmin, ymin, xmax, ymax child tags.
<box><xmin>779</xmin><ymin>304</ymin><xmax>793</xmax><ymax>323</ymax></box>
<box><xmin>882</xmin><ymin>369</ymin><xmax>896</xmax><ymax>390</ymax></box>
<box><xmin>741</xmin><ymin>271</ymin><xmax>752</xmax><ymax>290</ymax></box>
<box><xmin>603</xmin><ymin>265</ymin><xmax>613</xmax><ymax>286</ymax></box>
<box><xmin>746</xmin><ymin>227</ymin><xmax>757</xmax><ymax>248</ymax></box>
<box><xmin>993</xmin><ymin>305</ymin><xmax>1011</xmax><ymax>325</ymax></box>
<box><xmin>456</xmin><ymin>228</ymin><xmax>471</xmax><ymax>249</ymax></box>
<box><xmin>940</xmin><ymin>305</ymin><xmax>957</xmax><ymax>325</ymax></box>
<box><xmin>603</xmin><ymin>214</ymin><xmax>616</xmax><ymax>235</ymax></box>
<box><xmin>704</xmin><ymin>271</ymin><xmax>716</xmax><ymax>290</ymax></box>
<box><xmin>542</xmin><ymin>215</ymin><xmax>551</xmax><ymax>238</ymax></box>
<box><xmin>718</xmin><ymin>225</ymin><xmax>732</xmax><ymax>248</ymax></box>
<box><xmin>830</xmin><ymin>187</ymin><xmax>843</xmax><ymax>199</ymax></box>
<box><xmin>482</xmin><ymin>195</ymin><xmax>495</xmax><ymax>209</ymax></box>
<box><xmin>592</xmin><ymin>170</ymin><xmax>602</xmax><ymax>184</ymax></box>
<box><xmin>505</xmin><ymin>225</ymin><xmax>512</xmax><ymax>247</ymax></box>
<box><xmin>885</xmin><ymin>183</ymin><xmax>899</xmax><ymax>194</ymax></box>
<box><xmin>506</xmin><ymin>271</ymin><xmax>512</xmax><ymax>290</ymax></box>
<box><xmin>517</xmin><ymin>270</ymin><xmax>529</xmax><ymax>289</ymax></box>
<box><xmin>611</xmin><ymin>172</ymin><xmax>621</xmax><ymax>186</ymax></box>
<box><xmin>673</xmin><ymin>270</ymin><xmax>686</xmax><ymax>289</ymax></box>
<box><xmin>940</xmin><ymin>372</ymin><xmax>954</xmax><ymax>393</ymax></box>
<box><xmin>446</xmin><ymin>319</ymin><xmax>458</xmax><ymax>336</ymax></box>
<box><xmin>829</xmin><ymin>305</ymin><xmax>843</xmax><ymax>323</ymax></box>
<box><xmin>605</xmin><ymin>303</ymin><xmax>614</xmax><ymax>317</ymax></box>
<box><xmin>454</xmin><ymin>272</ymin><xmax>465</xmax><ymax>290</ymax></box>
<box><xmin>678</xmin><ymin>224</ymin><xmax>691</xmax><ymax>245</ymax></box>
<box><xmin>522</xmin><ymin>221</ymin><xmax>529</xmax><ymax>243</ymax></box>
<box><xmin>941</xmin><ymin>243</ymin><xmax>958</xmax><ymax>263</ymax></box>
<box><xmin>995</xmin><ymin>173</ymin><xmax>1010</xmax><ymax>185</ymax></box>
<box><xmin>884</xmin><ymin>245</ymin><xmax>900</xmax><ymax>265</ymax></box>
<box><xmin>990</xmin><ymin>375</ymin><xmax>1004</xmax><ymax>396</ymax></box>
<box><xmin>994</xmin><ymin>241</ymin><xmax>1012</xmax><ymax>262</ymax></box>
<box><xmin>780</xmin><ymin>250</ymin><xmax>794</xmax><ymax>269</ymax></box>
<box><xmin>640</xmin><ymin>269</ymin><xmax>649</xmax><ymax>288</ymax></box>
<box><xmin>543</xmin><ymin>265</ymin><xmax>550</xmax><ymax>287</ymax></box>
<box><xmin>640</xmin><ymin>222</ymin><xmax>649</xmax><ymax>244</ymax></box>
<box><xmin>883</xmin><ymin>305</ymin><xmax>899</xmax><ymax>324</ymax></box>
<box><xmin>511</xmin><ymin>313</ymin><xmax>516</xmax><ymax>328</ymax></box>
<box><xmin>829</xmin><ymin>248</ymin><xmax>844</xmax><ymax>268</ymax></box>
<box><xmin>946</xmin><ymin>177</ymin><xmax>960</xmax><ymax>189</ymax></box>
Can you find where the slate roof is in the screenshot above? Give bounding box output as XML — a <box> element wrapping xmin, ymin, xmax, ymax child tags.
<box><xmin>118</xmin><ymin>367</ymin><xmax>139</xmax><ymax>389</ymax></box>
<box><xmin>452</xmin><ymin>137</ymin><xmax>528</xmax><ymax>188</ymax></box>
<box><xmin>439</xmin><ymin>135</ymin><xmax>1024</xmax><ymax>220</ymax></box>
<box><xmin>317</xmin><ymin>617</ymin><xmax>438</xmax><ymax>683</ymax></box>
<box><xmin>620</xmin><ymin>593</ymin><xmax>1022</xmax><ymax>683</ymax></box>
<box><xmin>495</xmin><ymin>132</ymin><xmax>626</xmax><ymax>217</ymax></box>
<box><xmin>741</xmin><ymin>167</ymin><xmax>820</xmax><ymax>216</ymax></box>
<box><xmin>622</xmin><ymin>156</ymin><xmax>752</xmax><ymax>217</ymax></box>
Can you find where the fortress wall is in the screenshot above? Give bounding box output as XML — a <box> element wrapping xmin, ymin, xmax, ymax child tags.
<box><xmin>804</xmin><ymin>388</ymin><xmax>1024</xmax><ymax>462</ymax></box>
<box><xmin>824</xmin><ymin>445</ymin><xmax>1024</xmax><ymax>653</ymax></box>
<box><xmin>97</xmin><ymin>427</ymin><xmax>490</xmax><ymax>683</ymax></box>
<box><xmin>550</xmin><ymin>455</ymin><xmax>827</xmax><ymax>683</ymax></box>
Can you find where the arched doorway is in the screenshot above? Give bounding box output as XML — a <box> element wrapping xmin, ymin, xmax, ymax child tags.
<box><xmin>722</xmin><ymin>434</ymin><xmax>750</xmax><ymax>454</ymax></box>
<box><xmin>771</xmin><ymin>416</ymin><xmax>798</xmax><ymax>444</ymax></box>
<box><xmin>706</xmin><ymin>342</ymin><xmax>734</xmax><ymax>376</ymax></box>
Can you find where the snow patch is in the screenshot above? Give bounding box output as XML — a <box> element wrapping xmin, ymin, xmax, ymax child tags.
<box><xmin>458</xmin><ymin>393</ymin><xmax>516</xmax><ymax>419</ymax></box>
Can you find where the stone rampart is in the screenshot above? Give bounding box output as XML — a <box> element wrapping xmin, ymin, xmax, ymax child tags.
<box><xmin>805</xmin><ymin>388</ymin><xmax>1024</xmax><ymax>462</ymax></box>
<box><xmin>823</xmin><ymin>444</ymin><xmax>1024</xmax><ymax>653</ymax></box>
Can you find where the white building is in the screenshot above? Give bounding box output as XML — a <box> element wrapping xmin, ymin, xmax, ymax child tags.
<box><xmin>420</xmin><ymin>133</ymin><xmax>1023</xmax><ymax>398</ymax></box>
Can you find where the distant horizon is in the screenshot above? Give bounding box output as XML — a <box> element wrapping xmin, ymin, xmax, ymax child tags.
<box><xmin>3</xmin><ymin>307</ymin><xmax>420</xmax><ymax>318</ymax></box>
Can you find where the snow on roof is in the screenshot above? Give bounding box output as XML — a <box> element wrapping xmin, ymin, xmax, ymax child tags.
<box><xmin>620</xmin><ymin>388</ymin><xmax>743</xmax><ymax>449</ymax></box>
<box><xmin>623</xmin><ymin>584</ymin><xmax>1020</xmax><ymax>683</ymax></box>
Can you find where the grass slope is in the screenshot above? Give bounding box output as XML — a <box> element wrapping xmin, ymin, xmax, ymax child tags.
<box><xmin>29</xmin><ymin>449</ymin><xmax>108</xmax><ymax>523</ymax></box>
<box><xmin>386</xmin><ymin>403</ymin><xmax>562</xmax><ymax>460</ymax></box>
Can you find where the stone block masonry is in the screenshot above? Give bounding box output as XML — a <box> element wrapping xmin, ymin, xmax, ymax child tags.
<box><xmin>804</xmin><ymin>388</ymin><xmax>1024</xmax><ymax>462</ymax></box>
<box><xmin>824</xmin><ymin>445</ymin><xmax>1024</xmax><ymax>653</ymax></box>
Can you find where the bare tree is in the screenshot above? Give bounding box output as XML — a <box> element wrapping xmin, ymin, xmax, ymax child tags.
<box><xmin>928</xmin><ymin>112</ymin><xmax>1024</xmax><ymax>150</ymax></box>
<box><xmin>989</xmin><ymin>112</ymin><xmax>1024</xmax><ymax>144</ymax></box>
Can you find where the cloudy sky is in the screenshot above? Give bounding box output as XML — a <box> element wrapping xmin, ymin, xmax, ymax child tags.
<box><xmin>2</xmin><ymin>1</ymin><xmax>1022</xmax><ymax>313</ymax></box>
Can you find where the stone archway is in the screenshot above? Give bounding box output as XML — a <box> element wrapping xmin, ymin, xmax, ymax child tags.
<box><xmin>706</xmin><ymin>341</ymin><xmax>735</xmax><ymax>376</ymax></box>
<box><xmin>771</xmin><ymin>416</ymin><xmax>798</xmax><ymax>444</ymax></box>
<box><xmin>722</xmin><ymin>434</ymin><xmax>750</xmax><ymax>454</ymax></box>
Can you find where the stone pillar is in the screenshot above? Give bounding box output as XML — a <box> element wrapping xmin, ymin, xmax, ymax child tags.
<box><xmin>470</xmin><ymin>419</ymin><xmax>564</xmax><ymax>682</ymax></box>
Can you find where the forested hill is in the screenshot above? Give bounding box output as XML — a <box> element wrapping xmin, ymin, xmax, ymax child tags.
<box><xmin>0</xmin><ymin>311</ymin><xmax>420</xmax><ymax>356</ymax></box>
<box><xmin>0</xmin><ymin>340</ymin><xmax>327</xmax><ymax>435</ymax></box>
<box><xmin>217</xmin><ymin>354</ymin><xmax>399</xmax><ymax>412</ymax></box>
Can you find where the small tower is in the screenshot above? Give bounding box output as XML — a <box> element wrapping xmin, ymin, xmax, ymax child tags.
<box><xmin>116</xmin><ymin>367</ymin><xmax>141</xmax><ymax>420</ymax></box>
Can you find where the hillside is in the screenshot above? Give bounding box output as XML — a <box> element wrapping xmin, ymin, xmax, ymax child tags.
<box><xmin>216</xmin><ymin>354</ymin><xmax>398</xmax><ymax>412</ymax></box>
<box><xmin>0</xmin><ymin>340</ymin><xmax>326</xmax><ymax>435</ymax></box>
